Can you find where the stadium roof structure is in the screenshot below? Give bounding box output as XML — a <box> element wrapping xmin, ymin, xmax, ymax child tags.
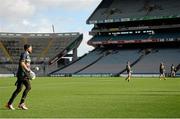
<box><xmin>87</xmin><ymin>0</ymin><xmax>180</xmax><ymax>24</ymax></box>
<box><xmin>0</xmin><ymin>32</ymin><xmax>83</xmax><ymax>64</ymax></box>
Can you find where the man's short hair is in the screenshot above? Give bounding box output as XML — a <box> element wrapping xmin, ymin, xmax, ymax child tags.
<box><xmin>24</xmin><ymin>44</ymin><xmax>31</xmax><ymax>51</ymax></box>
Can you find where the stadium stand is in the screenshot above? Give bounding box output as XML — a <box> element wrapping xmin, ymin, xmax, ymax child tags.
<box><xmin>51</xmin><ymin>0</ymin><xmax>180</xmax><ymax>77</ymax></box>
<box><xmin>90</xmin><ymin>32</ymin><xmax>180</xmax><ymax>42</ymax></box>
<box><xmin>0</xmin><ymin>32</ymin><xmax>83</xmax><ymax>76</ymax></box>
<box><xmin>133</xmin><ymin>48</ymin><xmax>180</xmax><ymax>75</ymax></box>
<box><xmin>51</xmin><ymin>49</ymin><xmax>105</xmax><ymax>75</ymax></box>
<box><xmin>88</xmin><ymin>31</ymin><xmax>180</xmax><ymax>46</ymax></box>
<box><xmin>87</xmin><ymin>0</ymin><xmax>180</xmax><ymax>24</ymax></box>
<box><xmin>51</xmin><ymin>46</ymin><xmax>180</xmax><ymax>76</ymax></box>
<box><xmin>77</xmin><ymin>49</ymin><xmax>142</xmax><ymax>75</ymax></box>
<box><xmin>89</xmin><ymin>34</ymin><xmax>150</xmax><ymax>42</ymax></box>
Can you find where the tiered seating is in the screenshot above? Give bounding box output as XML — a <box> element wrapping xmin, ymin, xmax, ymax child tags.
<box><xmin>0</xmin><ymin>65</ymin><xmax>13</xmax><ymax>74</ymax></box>
<box><xmin>53</xmin><ymin>49</ymin><xmax>105</xmax><ymax>74</ymax></box>
<box><xmin>52</xmin><ymin>48</ymin><xmax>180</xmax><ymax>76</ymax></box>
<box><xmin>91</xmin><ymin>34</ymin><xmax>150</xmax><ymax>42</ymax></box>
<box><xmin>78</xmin><ymin>49</ymin><xmax>141</xmax><ymax>74</ymax></box>
<box><xmin>46</xmin><ymin>37</ymin><xmax>75</xmax><ymax>58</ymax></box>
<box><xmin>0</xmin><ymin>38</ymin><xmax>22</xmax><ymax>62</ymax></box>
<box><xmin>153</xmin><ymin>32</ymin><xmax>180</xmax><ymax>39</ymax></box>
<box><xmin>87</xmin><ymin>0</ymin><xmax>180</xmax><ymax>24</ymax></box>
<box><xmin>90</xmin><ymin>32</ymin><xmax>180</xmax><ymax>42</ymax></box>
<box><xmin>0</xmin><ymin>32</ymin><xmax>82</xmax><ymax>75</ymax></box>
<box><xmin>0</xmin><ymin>64</ymin><xmax>18</xmax><ymax>74</ymax></box>
<box><xmin>133</xmin><ymin>49</ymin><xmax>180</xmax><ymax>74</ymax></box>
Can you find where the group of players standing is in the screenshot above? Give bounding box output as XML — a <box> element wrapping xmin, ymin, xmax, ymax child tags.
<box><xmin>125</xmin><ymin>61</ymin><xmax>177</xmax><ymax>82</ymax></box>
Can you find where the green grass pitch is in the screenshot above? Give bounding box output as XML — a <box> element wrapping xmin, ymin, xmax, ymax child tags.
<box><xmin>0</xmin><ymin>77</ymin><xmax>180</xmax><ymax>118</ymax></box>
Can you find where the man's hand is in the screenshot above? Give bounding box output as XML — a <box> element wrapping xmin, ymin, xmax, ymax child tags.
<box><xmin>21</xmin><ymin>61</ymin><xmax>31</xmax><ymax>72</ymax></box>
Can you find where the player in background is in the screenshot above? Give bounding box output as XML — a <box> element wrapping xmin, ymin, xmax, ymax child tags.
<box><xmin>6</xmin><ymin>44</ymin><xmax>32</xmax><ymax>110</ymax></box>
<box><xmin>170</xmin><ymin>64</ymin><xmax>176</xmax><ymax>78</ymax></box>
<box><xmin>159</xmin><ymin>62</ymin><xmax>166</xmax><ymax>80</ymax></box>
<box><xmin>125</xmin><ymin>61</ymin><xmax>132</xmax><ymax>82</ymax></box>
